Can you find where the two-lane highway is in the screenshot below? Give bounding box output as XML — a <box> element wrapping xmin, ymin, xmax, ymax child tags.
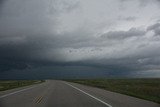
<box><xmin>0</xmin><ymin>80</ymin><xmax>159</xmax><ymax>107</ymax></box>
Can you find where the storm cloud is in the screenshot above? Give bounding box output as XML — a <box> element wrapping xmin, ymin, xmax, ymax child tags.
<box><xmin>0</xmin><ymin>0</ymin><xmax>160</xmax><ymax>79</ymax></box>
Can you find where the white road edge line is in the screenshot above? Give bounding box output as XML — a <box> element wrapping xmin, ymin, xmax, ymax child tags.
<box><xmin>0</xmin><ymin>86</ymin><xmax>37</xmax><ymax>99</ymax></box>
<box><xmin>64</xmin><ymin>82</ymin><xmax>112</xmax><ymax>107</ymax></box>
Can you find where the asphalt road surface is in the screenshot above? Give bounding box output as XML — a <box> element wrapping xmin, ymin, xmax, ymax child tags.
<box><xmin>0</xmin><ymin>80</ymin><xmax>159</xmax><ymax>107</ymax></box>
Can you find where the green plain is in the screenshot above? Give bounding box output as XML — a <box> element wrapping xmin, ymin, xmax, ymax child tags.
<box><xmin>0</xmin><ymin>80</ymin><xmax>44</xmax><ymax>91</ymax></box>
<box><xmin>68</xmin><ymin>78</ymin><xmax>160</xmax><ymax>103</ymax></box>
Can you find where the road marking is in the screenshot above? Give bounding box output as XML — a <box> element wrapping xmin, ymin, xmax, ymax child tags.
<box><xmin>35</xmin><ymin>96</ymin><xmax>43</xmax><ymax>104</ymax></box>
<box><xmin>65</xmin><ymin>82</ymin><xmax>112</xmax><ymax>107</ymax></box>
<box><xmin>34</xmin><ymin>84</ymin><xmax>51</xmax><ymax>104</ymax></box>
<box><xmin>0</xmin><ymin>86</ymin><xmax>37</xmax><ymax>99</ymax></box>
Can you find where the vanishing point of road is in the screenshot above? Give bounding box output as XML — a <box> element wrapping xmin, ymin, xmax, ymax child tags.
<box><xmin>0</xmin><ymin>80</ymin><xmax>159</xmax><ymax>107</ymax></box>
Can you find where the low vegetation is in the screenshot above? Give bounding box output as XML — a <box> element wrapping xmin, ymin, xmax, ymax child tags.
<box><xmin>0</xmin><ymin>80</ymin><xmax>44</xmax><ymax>91</ymax></box>
<box><xmin>68</xmin><ymin>78</ymin><xmax>160</xmax><ymax>103</ymax></box>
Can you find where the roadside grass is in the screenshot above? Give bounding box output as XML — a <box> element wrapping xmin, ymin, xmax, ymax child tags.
<box><xmin>68</xmin><ymin>78</ymin><xmax>160</xmax><ymax>104</ymax></box>
<box><xmin>0</xmin><ymin>80</ymin><xmax>44</xmax><ymax>91</ymax></box>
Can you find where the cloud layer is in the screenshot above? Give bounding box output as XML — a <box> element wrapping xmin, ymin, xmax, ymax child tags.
<box><xmin>0</xmin><ymin>0</ymin><xmax>160</xmax><ymax>78</ymax></box>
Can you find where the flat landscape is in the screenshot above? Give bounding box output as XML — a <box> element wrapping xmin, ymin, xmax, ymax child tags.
<box><xmin>0</xmin><ymin>80</ymin><xmax>159</xmax><ymax>107</ymax></box>
<box><xmin>1</xmin><ymin>0</ymin><xmax>160</xmax><ymax>107</ymax></box>
<box><xmin>0</xmin><ymin>80</ymin><xmax>44</xmax><ymax>91</ymax></box>
<box><xmin>68</xmin><ymin>78</ymin><xmax>160</xmax><ymax>103</ymax></box>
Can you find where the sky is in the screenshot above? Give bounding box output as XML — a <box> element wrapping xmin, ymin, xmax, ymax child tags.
<box><xmin>0</xmin><ymin>0</ymin><xmax>160</xmax><ymax>79</ymax></box>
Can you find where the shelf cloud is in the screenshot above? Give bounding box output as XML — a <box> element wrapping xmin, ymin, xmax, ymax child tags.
<box><xmin>0</xmin><ymin>0</ymin><xmax>160</xmax><ymax>79</ymax></box>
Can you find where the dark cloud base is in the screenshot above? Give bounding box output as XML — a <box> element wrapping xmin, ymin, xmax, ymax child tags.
<box><xmin>0</xmin><ymin>65</ymin><xmax>159</xmax><ymax>80</ymax></box>
<box><xmin>0</xmin><ymin>0</ymin><xmax>160</xmax><ymax>79</ymax></box>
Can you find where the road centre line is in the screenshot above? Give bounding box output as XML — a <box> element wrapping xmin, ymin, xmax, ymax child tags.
<box><xmin>35</xmin><ymin>96</ymin><xmax>43</xmax><ymax>104</ymax></box>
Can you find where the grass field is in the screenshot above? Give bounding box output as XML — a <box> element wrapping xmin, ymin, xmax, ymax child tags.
<box><xmin>68</xmin><ymin>78</ymin><xmax>160</xmax><ymax>103</ymax></box>
<box><xmin>0</xmin><ymin>80</ymin><xmax>44</xmax><ymax>91</ymax></box>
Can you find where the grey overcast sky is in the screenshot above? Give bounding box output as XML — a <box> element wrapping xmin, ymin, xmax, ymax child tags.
<box><xmin>0</xmin><ymin>0</ymin><xmax>160</xmax><ymax>79</ymax></box>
